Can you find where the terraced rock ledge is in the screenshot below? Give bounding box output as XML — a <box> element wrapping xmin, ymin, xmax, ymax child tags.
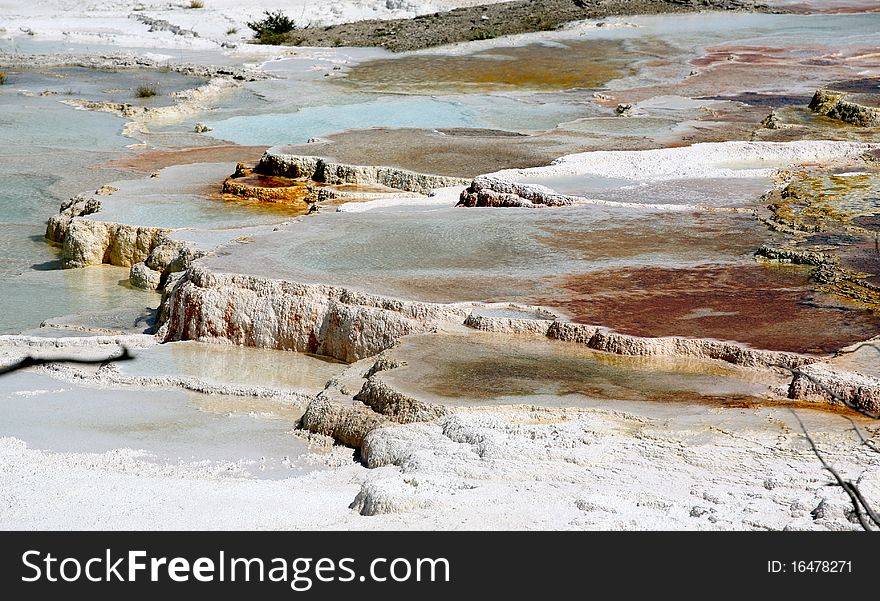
<box><xmin>45</xmin><ymin>192</ymin><xmax>201</xmax><ymax>291</ymax></box>
<box><xmin>255</xmin><ymin>150</ymin><xmax>469</xmax><ymax>196</ymax></box>
<box><xmin>809</xmin><ymin>81</ymin><xmax>880</xmax><ymax>127</ymax></box>
<box><xmin>154</xmin><ymin>261</ymin><xmax>880</xmax><ymax>449</ymax></box>
<box><xmin>46</xmin><ymin>195</ymin><xmax>171</xmax><ymax>268</ymax></box>
<box><xmin>44</xmin><ymin>153</ymin><xmax>468</xmax><ymax>293</ymax></box>
<box><xmin>42</xmin><ymin>144</ymin><xmax>880</xmax><ymax>455</ymax></box>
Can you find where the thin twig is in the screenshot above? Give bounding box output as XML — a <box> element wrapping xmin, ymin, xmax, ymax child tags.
<box><xmin>772</xmin><ymin>363</ymin><xmax>880</xmax><ymax>420</ymax></box>
<box><xmin>841</xmin><ymin>414</ymin><xmax>880</xmax><ymax>454</ymax></box>
<box><xmin>790</xmin><ymin>409</ymin><xmax>877</xmax><ymax>531</ymax></box>
<box><xmin>835</xmin><ymin>341</ymin><xmax>880</xmax><ymax>357</ymax></box>
<box><xmin>0</xmin><ymin>346</ymin><xmax>133</xmax><ymax>376</ymax></box>
<box><xmin>848</xmin><ymin>482</ymin><xmax>880</xmax><ymax>528</ymax></box>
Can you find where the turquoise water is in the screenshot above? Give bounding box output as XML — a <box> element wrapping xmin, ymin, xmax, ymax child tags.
<box><xmin>206</xmin><ymin>93</ymin><xmax>596</xmax><ymax>146</ymax></box>
<box><xmin>0</xmin><ymin>69</ymin><xmax>159</xmax><ymax>334</ymax></box>
<box><xmin>190</xmin><ymin>42</ymin><xmax>600</xmax><ymax>145</ymax></box>
<box><xmin>207</xmin><ymin>96</ymin><xmax>479</xmax><ymax>146</ymax></box>
<box><xmin>0</xmin><ymin>174</ymin><xmax>62</xmax><ymax>276</ymax></box>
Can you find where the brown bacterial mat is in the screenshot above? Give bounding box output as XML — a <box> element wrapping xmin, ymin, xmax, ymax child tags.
<box><xmin>534</xmin><ymin>264</ymin><xmax>880</xmax><ymax>355</ymax></box>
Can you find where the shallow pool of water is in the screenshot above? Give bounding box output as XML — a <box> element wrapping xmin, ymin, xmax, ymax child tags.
<box><xmin>0</xmin><ymin>371</ymin><xmax>328</xmax><ymax>479</ymax></box>
<box><xmin>208</xmin><ymin>197</ymin><xmax>880</xmax><ymax>353</ymax></box>
<box><xmin>0</xmin><ymin>266</ymin><xmax>158</xmax><ymax>335</ymax></box>
<box><xmin>343</xmin><ymin>39</ymin><xmax>636</xmax><ymax>93</ymax></box>
<box><xmin>94</xmin><ymin>162</ymin><xmax>305</xmax><ymax>229</ymax></box>
<box><xmin>376</xmin><ymin>332</ymin><xmax>780</xmax><ymax>408</ymax></box>
<box><xmin>0</xmin><ymin>67</ymin><xmax>171</xmax><ymax>334</ymax></box>
<box><xmin>4</xmin><ymin>66</ymin><xmax>207</xmax><ymax>107</ymax></box>
<box><xmin>119</xmin><ymin>341</ymin><xmax>345</xmax><ymax>395</ymax></box>
<box><xmin>208</xmin><ymin>203</ymin><xmax>768</xmax><ymax>300</ymax></box>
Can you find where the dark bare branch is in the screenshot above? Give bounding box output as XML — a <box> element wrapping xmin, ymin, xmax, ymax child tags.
<box><xmin>790</xmin><ymin>410</ymin><xmax>877</xmax><ymax>531</ymax></box>
<box><xmin>0</xmin><ymin>346</ymin><xmax>134</xmax><ymax>377</ymax></box>
<box><xmin>835</xmin><ymin>341</ymin><xmax>880</xmax><ymax>357</ymax></box>
<box><xmin>848</xmin><ymin>481</ymin><xmax>880</xmax><ymax>528</ymax></box>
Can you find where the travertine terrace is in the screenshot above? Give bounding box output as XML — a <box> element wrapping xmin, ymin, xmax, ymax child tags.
<box><xmin>2</xmin><ymin>0</ymin><xmax>880</xmax><ymax>530</ymax></box>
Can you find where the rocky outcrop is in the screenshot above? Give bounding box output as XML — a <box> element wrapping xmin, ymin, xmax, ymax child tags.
<box><xmin>466</xmin><ymin>314</ymin><xmax>813</xmax><ymax>370</ymax></box>
<box><xmin>458</xmin><ymin>175</ymin><xmax>572</xmax><ymax>208</ymax></box>
<box><xmin>60</xmin><ymin>219</ymin><xmax>170</xmax><ymax>269</ymax></box>
<box><xmin>130</xmin><ymin>262</ymin><xmax>163</xmax><ymax>290</ymax></box>
<box><xmin>160</xmin><ymin>265</ymin><xmax>473</xmax><ymax>363</ymax></box>
<box><xmin>760</xmin><ymin>111</ymin><xmax>791</xmax><ymax>130</ymax></box>
<box><xmin>552</xmin><ymin>322</ymin><xmax>811</xmax><ymax>369</ymax></box>
<box><xmin>47</xmin><ymin>192</ymin><xmax>170</xmax><ymax>269</ymax></box>
<box><xmin>809</xmin><ymin>88</ymin><xmax>880</xmax><ymax>127</ymax></box>
<box><xmin>460</xmin><ymin>141</ymin><xmax>875</xmax><ymax>209</ymax></box>
<box><xmin>298</xmin><ymin>353</ymin><xmax>449</xmax><ymax>449</ymax></box>
<box><xmin>221</xmin><ymin>177</ymin><xmax>322</xmax><ymax>203</ymax></box>
<box><xmin>814</xmin><ymin>266</ymin><xmax>880</xmax><ymax>309</ymax></box>
<box><xmin>299</xmin><ymin>396</ymin><xmax>391</xmax><ymax>449</ymax></box>
<box><xmin>348</xmin><ymin>477</ymin><xmax>433</xmax><ymax>516</ymax></box>
<box><xmin>754</xmin><ymin>244</ymin><xmax>836</xmax><ymax>267</ymax></box>
<box><xmin>256</xmin><ymin>154</ymin><xmax>322</xmax><ymax>179</ymax></box>
<box><xmin>256</xmin><ymin>151</ymin><xmax>468</xmax><ymax>196</ymax></box>
<box><xmin>162</xmin><ymin>260</ymin><xmax>813</xmax><ymax>374</ymax></box>
<box><xmin>47</xmin><ymin>192</ymin><xmax>199</xmax><ymax>285</ymax></box>
<box><xmin>129</xmin><ymin>240</ymin><xmax>206</xmax><ymax>291</ymax></box>
<box><xmin>757</xmin><ymin>167</ymin><xmax>880</xmax><ymax>309</ymax></box>
<box><xmin>221</xmin><ymin>163</ymin><xmax>329</xmax><ymax>204</ymax></box>
<box><xmin>355</xmin><ymin>377</ymin><xmax>450</xmax><ymax>423</ymax></box>
<box><xmin>45</xmin><ymin>195</ymin><xmax>103</xmax><ymax>244</ymax></box>
<box><xmin>788</xmin><ymin>363</ymin><xmax>880</xmax><ymax>414</ymax></box>
<box><xmin>463</xmin><ymin>314</ymin><xmax>556</xmax><ymax>336</ymax></box>
<box><xmin>131</xmin><ymin>14</ymin><xmax>199</xmax><ymax>38</ymax></box>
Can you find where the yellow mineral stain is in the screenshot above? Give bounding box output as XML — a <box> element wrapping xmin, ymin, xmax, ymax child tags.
<box><xmin>344</xmin><ymin>39</ymin><xmax>634</xmax><ymax>93</ymax></box>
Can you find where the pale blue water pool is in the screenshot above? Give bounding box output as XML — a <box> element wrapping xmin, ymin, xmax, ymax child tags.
<box><xmin>0</xmin><ymin>68</ymin><xmax>160</xmax><ymax>333</ymax></box>
<box><xmin>202</xmin><ymin>95</ymin><xmax>474</xmax><ymax>144</ymax></box>
<box><xmin>0</xmin><ymin>371</ymin><xmax>329</xmax><ymax>479</ymax></box>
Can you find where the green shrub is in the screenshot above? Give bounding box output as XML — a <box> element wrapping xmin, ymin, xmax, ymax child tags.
<box><xmin>226</xmin><ymin>27</ymin><xmax>238</xmax><ymax>35</ymax></box>
<box><xmin>135</xmin><ymin>84</ymin><xmax>159</xmax><ymax>98</ymax></box>
<box><xmin>188</xmin><ymin>1</ymin><xmax>204</xmax><ymax>8</ymax></box>
<box><xmin>247</xmin><ymin>10</ymin><xmax>296</xmax><ymax>44</ymax></box>
<box><xmin>256</xmin><ymin>31</ymin><xmax>289</xmax><ymax>45</ymax></box>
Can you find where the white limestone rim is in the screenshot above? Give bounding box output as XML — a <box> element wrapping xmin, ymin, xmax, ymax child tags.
<box><xmin>482</xmin><ymin>140</ymin><xmax>877</xmax><ymax>184</ymax></box>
